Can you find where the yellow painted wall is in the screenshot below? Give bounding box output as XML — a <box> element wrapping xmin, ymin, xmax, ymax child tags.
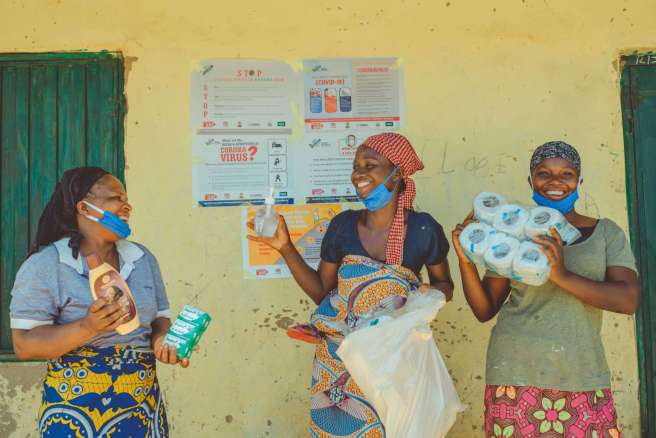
<box><xmin>0</xmin><ymin>0</ymin><xmax>654</xmax><ymax>436</ymax></box>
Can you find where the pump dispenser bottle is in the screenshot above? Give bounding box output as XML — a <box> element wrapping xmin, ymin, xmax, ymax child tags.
<box><xmin>255</xmin><ymin>188</ymin><xmax>280</xmax><ymax>238</ymax></box>
<box><xmin>87</xmin><ymin>254</ymin><xmax>140</xmax><ymax>335</ymax></box>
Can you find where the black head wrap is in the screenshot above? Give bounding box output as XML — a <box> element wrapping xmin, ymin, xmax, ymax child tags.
<box><xmin>530</xmin><ymin>141</ymin><xmax>581</xmax><ymax>175</ymax></box>
<box><xmin>31</xmin><ymin>167</ymin><xmax>109</xmax><ymax>258</ymax></box>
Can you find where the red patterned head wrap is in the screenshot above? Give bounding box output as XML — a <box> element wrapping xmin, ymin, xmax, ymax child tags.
<box><xmin>359</xmin><ymin>132</ymin><xmax>424</xmax><ymax>265</ymax></box>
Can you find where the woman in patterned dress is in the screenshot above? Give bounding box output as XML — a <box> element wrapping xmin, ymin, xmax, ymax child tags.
<box><xmin>10</xmin><ymin>167</ymin><xmax>192</xmax><ymax>437</ymax></box>
<box><xmin>248</xmin><ymin>132</ymin><xmax>454</xmax><ymax>437</ymax></box>
<box><xmin>451</xmin><ymin>141</ymin><xmax>640</xmax><ymax>437</ymax></box>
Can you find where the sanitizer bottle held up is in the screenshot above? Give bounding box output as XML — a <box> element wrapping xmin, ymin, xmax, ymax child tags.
<box><xmin>255</xmin><ymin>188</ymin><xmax>280</xmax><ymax>238</ymax></box>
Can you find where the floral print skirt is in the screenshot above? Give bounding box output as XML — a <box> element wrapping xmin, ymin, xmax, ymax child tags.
<box><xmin>484</xmin><ymin>385</ymin><xmax>621</xmax><ymax>438</ymax></box>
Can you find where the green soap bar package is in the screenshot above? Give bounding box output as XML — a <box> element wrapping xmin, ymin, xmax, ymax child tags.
<box><xmin>163</xmin><ymin>333</ymin><xmax>194</xmax><ymax>359</ymax></box>
<box><xmin>169</xmin><ymin>319</ymin><xmax>202</xmax><ymax>343</ymax></box>
<box><xmin>163</xmin><ymin>305</ymin><xmax>212</xmax><ymax>359</ymax></box>
<box><xmin>178</xmin><ymin>305</ymin><xmax>212</xmax><ymax>330</ymax></box>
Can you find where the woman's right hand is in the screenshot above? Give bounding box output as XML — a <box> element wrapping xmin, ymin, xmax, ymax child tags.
<box><xmin>80</xmin><ymin>298</ymin><xmax>128</xmax><ymax>337</ymax></box>
<box><xmin>247</xmin><ymin>214</ymin><xmax>292</xmax><ymax>252</ymax></box>
<box><xmin>451</xmin><ymin>210</ymin><xmax>476</xmax><ymax>263</ymax></box>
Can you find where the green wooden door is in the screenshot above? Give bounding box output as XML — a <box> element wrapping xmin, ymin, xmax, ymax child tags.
<box><xmin>621</xmin><ymin>53</ymin><xmax>656</xmax><ymax>437</ymax></box>
<box><xmin>0</xmin><ymin>52</ymin><xmax>125</xmax><ymax>356</ymax></box>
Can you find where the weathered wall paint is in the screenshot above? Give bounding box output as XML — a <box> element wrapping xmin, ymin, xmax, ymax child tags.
<box><xmin>1</xmin><ymin>1</ymin><xmax>654</xmax><ymax>436</ymax></box>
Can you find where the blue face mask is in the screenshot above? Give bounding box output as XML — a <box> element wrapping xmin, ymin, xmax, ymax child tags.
<box><xmin>83</xmin><ymin>201</ymin><xmax>132</xmax><ymax>239</ymax></box>
<box><xmin>359</xmin><ymin>168</ymin><xmax>398</xmax><ymax>212</ymax></box>
<box><xmin>531</xmin><ymin>176</ymin><xmax>582</xmax><ymax>215</ymax></box>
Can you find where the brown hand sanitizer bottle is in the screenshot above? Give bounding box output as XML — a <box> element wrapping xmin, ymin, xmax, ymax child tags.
<box><xmin>87</xmin><ymin>253</ymin><xmax>140</xmax><ymax>335</ymax></box>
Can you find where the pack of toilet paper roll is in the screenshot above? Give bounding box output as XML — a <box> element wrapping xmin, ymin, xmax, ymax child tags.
<box><xmin>459</xmin><ymin>192</ymin><xmax>582</xmax><ymax>286</ymax></box>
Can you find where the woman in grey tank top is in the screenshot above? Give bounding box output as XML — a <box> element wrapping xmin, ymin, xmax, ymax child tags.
<box><xmin>452</xmin><ymin>142</ymin><xmax>639</xmax><ymax>437</ymax></box>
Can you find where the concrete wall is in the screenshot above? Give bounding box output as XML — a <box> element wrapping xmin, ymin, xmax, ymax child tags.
<box><xmin>1</xmin><ymin>0</ymin><xmax>654</xmax><ymax>436</ymax></box>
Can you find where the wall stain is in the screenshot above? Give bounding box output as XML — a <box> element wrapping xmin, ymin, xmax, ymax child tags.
<box><xmin>0</xmin><ymin>404</ymin><xmax>17</xmax><ymax>438</ymax></box>
<box><xmin>0</xmin><ymin>363</ymin><xmax>43</xmax><ymax>436</ymax></box>
<box><xmin>0</xmin><ymin>363</ymin><xmax>42</xmax><ymax>398</ymax></box>
<box><xmin>275</xmin><ymin>316</ymin><xmax>295</xmax><ymax>330</ymax></box>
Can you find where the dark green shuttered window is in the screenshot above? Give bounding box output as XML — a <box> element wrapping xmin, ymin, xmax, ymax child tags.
<box><xmin>0</xmin><ymin>52</ymin><xmax>125</xmax><ymax>356</ymax></box>
<box><xmin>620</xmin><ymin>53</ymin><xmax>656</xmax><ymax>437</ymax></box>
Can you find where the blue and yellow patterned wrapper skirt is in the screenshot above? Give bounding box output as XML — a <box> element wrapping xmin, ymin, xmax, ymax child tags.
<box><xmin>308</xmin><ymin>255</ymin><xmax>420</xmax><ymax>438</ymax></box>
<box><xmin>38</xmin><ymin>345</ymin><xmax>168</xmax><ymax>438</ymax></box>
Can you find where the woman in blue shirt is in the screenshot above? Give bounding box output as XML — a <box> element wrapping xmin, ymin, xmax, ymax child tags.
<box><xmin>10</xmin><ymin>167</ymin><xmax>189</xmax><ymax>438</ymax></box>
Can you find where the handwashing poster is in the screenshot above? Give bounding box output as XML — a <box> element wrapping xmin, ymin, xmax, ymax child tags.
<box><xmin>241</xmin><ymin>204</ymin><xmax>342</xmax><ymax>279</ymax></box>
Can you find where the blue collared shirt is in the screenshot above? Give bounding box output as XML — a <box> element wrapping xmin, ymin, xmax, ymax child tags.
<box><xmin>10</xmin><ymin>238</ymin><xmax>171</xmax><ymax>349</ymax></box>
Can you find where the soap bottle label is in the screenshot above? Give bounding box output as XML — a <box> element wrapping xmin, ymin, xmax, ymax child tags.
<box><xmin>93</xmin><ymin>272</ymin><xmax>137</xmax><ymax>321</ymax></box>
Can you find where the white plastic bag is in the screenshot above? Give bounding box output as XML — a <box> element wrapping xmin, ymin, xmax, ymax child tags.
<box><xmin>336</xmin><ymin>291</ymin><xmax>466</xmax><ymax>438</ymax></box>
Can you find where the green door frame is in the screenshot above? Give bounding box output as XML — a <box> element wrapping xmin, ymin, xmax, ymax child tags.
<box><xmin>0</xmin><ymin>51</ymin><xmax>126</xmax><ymax>180</ymax></box>
<box><xmin>620</xmin><ymin>51</ymin><xmax>656</xmax><ymax>437</ymax></box>
<box><xmin>0</xmin><ymin>51</ymin><xmax>126</xmax><ymax>360</ymax></box>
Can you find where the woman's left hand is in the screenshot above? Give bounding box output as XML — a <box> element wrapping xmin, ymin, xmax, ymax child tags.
<box><xmin>152</xmin><ymin>334</ymin><xmax>191</xmax><ymax>368</ymax></box>
<box><xmin>532</xmin><ymin>226</ymin><xmax>568</xmax><ymax>284</ymax></box>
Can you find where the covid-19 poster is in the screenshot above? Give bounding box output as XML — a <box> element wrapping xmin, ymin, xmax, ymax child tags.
<box><xmin>302</xmin><ymin>58</ymin><xmax>404</xmax><ymax>132</ymax></box>
<box><xmin>192</xmin><ymin>58</ymin><xmax>403</xmax><ymax>278</ymax></box>
<box><xmin>296</xmin><ymin>58</ymin><xmax>403</xmax><ymax>202</ymax></box>
<box><xmin>191</xmin><ymin>59</ymin><xmax>295</xmax><ymax>206</ymax></box>
<box><xmin>191</xmin><ymin>57</ymin><xmax>404</xmax><ymax>207</ymax></box>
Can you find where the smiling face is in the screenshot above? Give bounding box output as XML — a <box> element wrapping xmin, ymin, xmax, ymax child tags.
<box><xmin>79</xmin><ymin>174</ymin><xmax>132</xmax><ymax>241</ymax></box>
<box><xmin>351</xmin><ymin>146</ymin><xmax>399</xmax><ymax>199</ymax></box>
<box><xmin>529</xmin><ymin>157</ymin><xmax>580</xmax><ymax>201</ymax></box>
<box><xmin>87</xmin><ymin>174</ymin><xmax>132</xmax><ymax>221</ymax></box>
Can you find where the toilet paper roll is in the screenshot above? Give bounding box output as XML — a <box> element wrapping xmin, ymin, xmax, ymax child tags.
<box><xmin>483</xmin><ymin>233</ymin><xmax>521</xmax><ymax>277</ymax></box>
<box><xmin>459</xmin><ymin>222</ymin><xmax>495</xmax><ymax>265</ymax></box>
<box><xmin>525</xmin><ymin>207</ymin><xmax>582</xmax><ymax>245</ymax></box>
<box><xmin>492</xmin><ymin>204</ymin><xmax>530</xmax><ymax>240</ymax></box>
<box><xmin>473</xmin><ymin>192</ymin><xmax>507</xmax><ymax>225</ymax></box>
<box><xmin>512</xmin><ymin>241</ymin><xmax>550</xmax><ymax>286</ymax></box>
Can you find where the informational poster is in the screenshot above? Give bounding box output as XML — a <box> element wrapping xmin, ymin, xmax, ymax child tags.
<box><xmin>294</xmin><ymin>58</ymin><xmax>404</xmax><ymax>202</ymax></box>
<box><xmin>294</xmin><ymin>132</ymin><xmax>366</xmax><ymax>203</ymax></box>
<box><xmin>303</xmin><ymin>58</ymin><xmax>403</xmax><ymax>132</ymax></box>
<box><xmin>241</xmin><ymin>204</ymin><xmax>342</xmax><ymax>279</ymax></box>
<box><xmin>192</xmin><ymin>57</ymin><xmax>403</xmax><ymax>207</ymax></box>
<box><xmin>192</xmin><ymin>60</ymin><xmax>296</xmax><ymax>206</ymax></box>
<box><xmin>191</xmin><ymin>59</ymin><xmax>294</xmax><ymax>134</ymax></box>
<box><xmin>192</xmin><ymin>135</ymin><xmax>293</xmax><ymax>206</ymax></box>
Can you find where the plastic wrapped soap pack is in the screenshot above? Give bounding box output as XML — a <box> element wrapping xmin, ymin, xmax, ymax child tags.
<box><xmin>163</xmin><ymin>305</ymin><xmax>212</xmax><ymax>359</ymax></box>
